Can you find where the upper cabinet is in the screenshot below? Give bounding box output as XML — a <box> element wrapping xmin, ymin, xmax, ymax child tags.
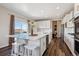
<box><xmin>62</xmin><ymin>10</ymin><xmax>74</xmax><ymax>28</ymax></box>
<box><xmin>37</xmin><ymin>20</ymin><xmax>51</xmax><ymax>29</ymax></box>
<box><xmin>67</xmin><ymin>20</ymin><xmax>74</xmax><ymax>28</ymax></box>
<box><xmin>74</xmin><ymin>3</ymin><xmax>79</xmax><ymax>18</ymax></box>
<box><xmin>62</xmin><ymin>11</ymin><xmax>74</xmax><ymax>24</ymax></box>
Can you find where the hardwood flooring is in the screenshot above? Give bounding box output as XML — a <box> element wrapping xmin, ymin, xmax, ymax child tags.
<box><xmin>44</xmin><ymin>38</ymin><xmax>73</xmax><ymax>56</ymax></box>
<box><xmin>0</xmin><ymin>38</ymin><xmax>73</xmax><ymax>56</ymax></box>
<box><xmin>0</xmin><ymin>47</ymin><xmax>11</xmax><ymax>56</ymax></box>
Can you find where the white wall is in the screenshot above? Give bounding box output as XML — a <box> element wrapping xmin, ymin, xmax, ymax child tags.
<box><xmin>0</xmin><ymin>6</ymin><xmax>28</xmax><ymax>48</ymax></box>
<box><xmin>0</xmin><ymin>6</ymin><xmax>10</xmax><ymax>48</ymax></box>
<box><xmin>57</xmin><ymin>20</ymin><xmax>61</xmax><ymax>37</ymax></box>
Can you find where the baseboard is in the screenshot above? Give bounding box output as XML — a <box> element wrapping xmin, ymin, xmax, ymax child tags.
<box><xmin>0</xmin><ymin>45</ymin><xmax>11</xmax><ymax>53</ymax></box>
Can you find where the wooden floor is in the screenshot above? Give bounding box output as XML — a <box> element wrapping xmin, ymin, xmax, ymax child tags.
<box><xmin>0</xmin><ymin>47</ymin><xmax>11</xmax><ymax>56</ymax></box>
<box><xmin>0</xmin><ymin>38</ymin><xmax>73</xmax><ymax>56</ymax></box>
<box><xmin>44</xmin><ymin>38</ymin><xmax>73</xmax><ymax>56</ymax></box>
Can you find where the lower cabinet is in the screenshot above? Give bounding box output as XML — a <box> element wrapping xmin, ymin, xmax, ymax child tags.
<box><xmin>48</xmin><ymin>33</ymin><xmax>52</xmax><ymax>44</ymax></box>
<box><xmin>31</xmin><ymin>35</ymin><xmax>50</xmax><ymax>56</ymax></box>
<box><xmin>31</xmin><ymin>36</ymin><xmax>47</xmax><ymax>56</ymax></box>
<box><xmin>40</xmin><ymin>36</ymin><xmax>46</xmax><ymax>55</ymax></box>
<box><xmin>64</xmin><ymin>35</ymin><xmax>74</xmax><ymax>55</ymax></box>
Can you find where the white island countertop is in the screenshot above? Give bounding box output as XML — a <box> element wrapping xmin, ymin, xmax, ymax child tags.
<box><xmin>29</xmin><ymin>31</ymin><xmax>52</xmax><ymax>41</ymax></box>
<box><xmin>8</xmin><ymin>31</ymin><xmax>52</xmax><ymax>46</ymax></box>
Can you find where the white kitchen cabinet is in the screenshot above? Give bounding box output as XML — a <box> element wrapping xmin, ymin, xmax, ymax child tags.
<box><xmin>74</xmin><ymin>4</ymin><xmax>79</xmax><ymax>13</ymax></box>
<box><xmin>74</xmin><ymin>4</ymin><xmax>79</xmax><ymax>18</ymax></box>
<box><xmin>33</xmin><ymin>39</ymin><xmax>40</xmax><ymax>56</ymax></box>
<box><xmin>67</xmin><ymin>20</ymin><xmax>74</xmax><ymax>28</ymax></box>
<box><xmin>64</xmin><ymin>35</ymin><xmax>75</xmax><ymax>55</ymax></box>
<box><xmin>40</xmin><ymin>36</ymin><xmax>46</xmax><ymax>55</ymax></box>
<box><xmin>37</xmin><ymin>20</ymin><xmax>51</xmax><ymax>28</ymax></box>
<box><xmin>63</xmin><ymin>12</ymin><xmax>73</xmax><ymax>22</ymax></box>
<box><xmin>48</xmin><ymin>33</ymin><xmax>52</xmax><ymax>44</ymax></box>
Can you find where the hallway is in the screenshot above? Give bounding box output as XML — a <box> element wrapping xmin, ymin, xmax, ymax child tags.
<box><xmin>44</xmin><ymin>38</ymin><xmax>73</xmax><ymax>56</ymax></box>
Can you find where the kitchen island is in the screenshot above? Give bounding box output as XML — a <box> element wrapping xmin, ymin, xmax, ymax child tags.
<box><xmin>27</xmin><ymin>31</ymin><xmax>52</xmax><ymax>56</ymax></box>
<box><xmin>10</xmin><ymin>31</ymin><xmax>52</xmax><ymax>56</ymax></box>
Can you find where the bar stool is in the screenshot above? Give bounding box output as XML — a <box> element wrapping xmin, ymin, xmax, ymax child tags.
<box><xmin>7</xmin><ymin>35</ymin><xmax>29</xmax><ymax>56</ymax></box>
<box><xmin>18</xmin><ymin>44</ymin><xmax>25</xmax><ymax>56</ymax></box>
<box><xmin>11</xmin><ymin>42</ymin><xmax>20</xmax><ymax>56</ymax></box>
<box><xmin>11</xmin><ymin>41</ymin><xmax>27</xmax><ymax>56</ymax></box>
<box><xmin>7</xmin><ymin>35</ymin><xmax>18</xmax><ymax>56</ymax></box>
<box><xmin>24</xmin><ymin>42</ymin><xmax>40</xmax><ymax>56</ymax></box>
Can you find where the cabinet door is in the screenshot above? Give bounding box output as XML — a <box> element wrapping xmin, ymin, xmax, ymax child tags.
<box><xmin>43</xmin><ymin>36</ymin><xmax>46</xmax><ymax>52</ymax></box>
<box><xmin>68</xmin><ymin>37</ymin><xmax>74</xmax><ymax>52</ymax></box>
<box><xmin>37</xmin><ymin>21</ymin><xmax>50</xmax><ymax>28</ymax></box>
<box><xmin>40</xmin><ymin>36</ymin><xmax>46</xmax><ymax>55</ymax></box>
<box><xmin>34</xmin><ymin>40</ymin><xmax>40</xmax><ymax>56</ymax></box>
<box><xmin>64</xmin><ymin>36</ymin><xmax>74</xmax><ymax>54</ymax></box>
<box><xmin>48</xmin><ymin>33</ymin><xmax>52</xmax><ymax>44</ymax></box>
<box><xmin>40</xmin><ymin>38</ymin><xmax>44</xmax><ymax>55</ymax></box>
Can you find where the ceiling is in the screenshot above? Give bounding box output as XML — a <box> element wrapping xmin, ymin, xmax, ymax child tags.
<box><xmin>0</xmin><ymin>3</ymin><xmax>74</xmax><ymax>20</ymax></box>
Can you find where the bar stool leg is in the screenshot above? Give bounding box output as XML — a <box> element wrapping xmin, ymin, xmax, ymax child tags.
<box><xmin>24</xmin><ymin>48</ymin><xmax>28</xmax><ymax>56</ymax></box>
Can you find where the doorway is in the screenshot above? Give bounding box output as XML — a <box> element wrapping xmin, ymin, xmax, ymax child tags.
<box><xmin>52</xmin><ymin>21</ymin><xmax>57</xmax><ymax>38</ymax></box>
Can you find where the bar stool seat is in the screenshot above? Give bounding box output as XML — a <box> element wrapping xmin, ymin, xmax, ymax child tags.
<box><xmin>24</xmin><ymin>42</ymin><xmax>40</xmax><ymax>56</ymax></box>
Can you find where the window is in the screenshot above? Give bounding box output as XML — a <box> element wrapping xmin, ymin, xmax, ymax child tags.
<box><xmin>15</xmin><ymin>19</ymin><xmax>28</xmax><ymax>39</ymax></box>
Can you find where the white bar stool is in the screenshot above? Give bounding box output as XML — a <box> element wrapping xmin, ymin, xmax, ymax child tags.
<box><xmin>11</xmin><ymin>42</ymin><xmax>20</xmax><ymax>56</ymax></box>
<box><xmin>11</xmin><ymin>42</ymin><xmax>25</xmax><ymax>56</ymax></box>
<box><xmin>7</xmin><ymin>35</ymin><xmax>19</xmax><ymax>56</ymax></box>
<box><xmin>7</xmin><ymin>35</ymin><xmax>28</xmax><ymax>56</ymax></box>
<box><xmin>11</xmin><ymin>41</ymin><xmax>26</xmax><ymax>56</ymax></box>
<box><xmin>24</xmin><ymin>42</ymin><xmax>40</xmax><ymax>56</ymax></box>
<box><xmin>18</xmin><ymin>44</ymin><xmax>25</xmax><ymax>56</ymax></box>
